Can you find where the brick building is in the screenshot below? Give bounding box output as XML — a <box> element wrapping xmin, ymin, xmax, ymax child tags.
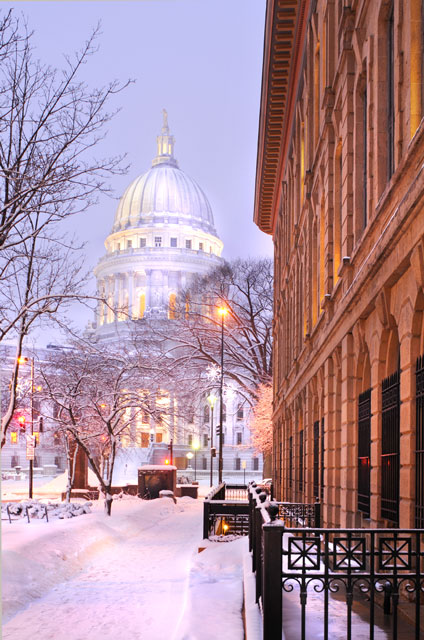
<box><xmin>254</xmin><ymin>0</ymin><xmax>424</xmax><ymax>527</ymax></box>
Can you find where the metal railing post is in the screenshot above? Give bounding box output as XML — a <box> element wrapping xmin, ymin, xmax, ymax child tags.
<box><xmin>203</xmin><ymin>500</ymin><xmax>210</xmax><ymax>539</ymax></box>
<box><xmin>314</xmin><ymin>500</ymin><xmax>321</xmax><ymax>528</ymax></box>
<box><xmin>262</xmin><ymin>507</ymin><xmax>283</xmax><ymax>640</ymax></box>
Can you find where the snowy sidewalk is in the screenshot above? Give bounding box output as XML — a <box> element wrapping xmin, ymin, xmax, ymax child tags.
<box><xmin>2</xmin><ymin>497</ymin><xmax>245</xmax><ymax>640</ymax></box>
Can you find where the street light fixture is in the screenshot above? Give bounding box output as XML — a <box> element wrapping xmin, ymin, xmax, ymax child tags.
<box><xmin>186</xmin><ymin>451</ymin><xmax>194</xmax><ymax>474</ymax></box>
<box><xmin>207</xmin><ymin>393</ymin><xmax>217</xmax><ymax>487</ymax></box>
<box><xmin>218</xmin><ymin>306</ymin><xmax>228</xmax><ymax>483</ymax></box>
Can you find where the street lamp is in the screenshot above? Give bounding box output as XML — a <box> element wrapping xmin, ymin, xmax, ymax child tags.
<box><xmin>218</xmin><ymin>306</ymin><xmax>228</xmax><ymax>483</ymax></box>
<box><xmin>207</xmin><ymin>393</ymin><xmax>217</xmax><ymax>487</ymax></box>
<box><xmin>186</xmin><ymin>451</ymin><xmax>194</xmax><ymax>474</ymax></box>
<box><xmin>17</xmin><ymin>356</ymin><xmax>35</xmax><ymax>499</ymax></box>
<box><xmin>192</xmin><ymin>440</ymin><xmax>200</xmax><ymax>481</ymax></box>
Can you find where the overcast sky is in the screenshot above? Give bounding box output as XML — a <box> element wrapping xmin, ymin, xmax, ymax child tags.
<box><xmin>9</xmin><ymin>0</ymin><xmax>271</xmax><ymax>339</ymax></box>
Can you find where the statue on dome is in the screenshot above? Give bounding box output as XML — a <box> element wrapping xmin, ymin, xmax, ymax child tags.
<box><xmin>162</xmin><ymin>108</ymin><xmax>168</xmax><ymax>131</ymax></box>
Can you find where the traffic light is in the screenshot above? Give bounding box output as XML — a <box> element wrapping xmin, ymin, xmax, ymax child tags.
<box><xmin>210</xmin><ymin>447</ymin><xmax>216</xmax><ymax>457</ymax></box>
<box><xmin>38</xmin><ymin>416</ymin><xmax>44</xmax><ymax>432</ymax></box>
<box><xmin>216</xmin><ymin>424</ymin><xmax>221</xmax><ymax>437</ymax></box>
<box><xmin>17</xmin><ymin>415</ymin><xmax>26</xmax><ymax>431</ymax></box>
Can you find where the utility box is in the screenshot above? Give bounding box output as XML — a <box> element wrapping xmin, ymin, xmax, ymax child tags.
<box><xmin>138</xmin><ymin>465</ymin><xmax>177</xmax><ymax>499</ymax></box>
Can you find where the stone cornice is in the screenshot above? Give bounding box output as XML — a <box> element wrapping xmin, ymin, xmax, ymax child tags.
<box><xmin>254</xmin><ymin>0</ymin><xmax>311</xmax><ymax>235</ymax></box>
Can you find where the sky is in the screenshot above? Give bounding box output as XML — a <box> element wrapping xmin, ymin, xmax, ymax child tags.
<box><xmin>8</xmin><ymin>0</ymin><xmax>271</xmax><ymax>338</ymax></box>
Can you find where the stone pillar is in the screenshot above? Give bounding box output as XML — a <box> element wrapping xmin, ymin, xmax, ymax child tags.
<box><xmin>340</xmin><ymin>332</ymin><xmax>357</xmax><ymax>527</ymax></box>
<box><xmin>128</xmin><ymin>271</ymin><xmax>134</xmax><ymax>319</ymax></box>
<box><xmin>324</xmin><ymin>356</ymin><xmax>335</xmax><ymax>527</ymax></box>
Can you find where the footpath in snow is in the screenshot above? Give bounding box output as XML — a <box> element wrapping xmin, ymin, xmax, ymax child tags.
<box><xmin>2</xmin><ymin>495</ymin><xmax>245</xmax><ymax>640</ymax></box>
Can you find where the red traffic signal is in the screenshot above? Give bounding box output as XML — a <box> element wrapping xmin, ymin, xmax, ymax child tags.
<box><xmin>17</xmin><ymin>415</ymin><xmax>26</xmax><ymax>430</ymax></box>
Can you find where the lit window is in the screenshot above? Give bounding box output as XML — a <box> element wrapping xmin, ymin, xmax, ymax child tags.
<box><xmin>140</xmin><ymin>238</ymin><xmax>146</xmax><ymax>248</ymax></box>
<box><xmin>199</xmin><ymin>242</ymin><xmax>204</xmax><ymax>251</ymax></box>
<box><xmin>185</xmin><ymin>239</ymin><xmax>192</xmax><ymax>249</ymax></box>
<box><xmin>10</xmin><ymin>432</ymin><xmax>18</xmax><ymax>444</ymax></box>
<box><xmin>168</xmin><ymin>292</ymin><xmax>176</xmax><ymax>320</ymax></box>
<box><xmin>139</xmin><ymin>293</ymin><xmax>146</xmax><ymax>319</ymax></box>
<box><xmin>155</xmin><ymin>237</ymin><xmax>162</xmax><ymax>247</ymax></box>
<box><xmin>170</xmin><ymin>237</ymin><xmax>177</xmax><ymax>248</ymax></box>
<box><xmin>33</xmin><ymin>432</ymin><xmax>40</xmax><ymax>444</ymax></box>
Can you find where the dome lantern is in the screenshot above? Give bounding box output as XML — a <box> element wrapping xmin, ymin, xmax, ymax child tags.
<box><xmin>152</xmin><ymin>108</ymin><xmax>178</xmax><ymax>168</ymax></box>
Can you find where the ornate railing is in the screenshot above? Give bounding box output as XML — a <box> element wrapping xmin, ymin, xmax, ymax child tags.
<box><xmin>248</xmin><ymin>484</ymin><xmax>424</xmax><ymax>640</ymax></box>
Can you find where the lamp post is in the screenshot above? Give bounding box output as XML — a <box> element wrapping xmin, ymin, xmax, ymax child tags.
<box><xmin>186</xmin><ymin>451</ymin><xmax>193</xmax><ymax>475</ymax></box>
<box><xmin>17</xmin><ymin>356</ymin><xmax>35</xmax><ymax>499</ymax></box>
<box><xmin>192</xmin><ymin>440</ymin><xmax>200</xmax><ymax>481</ymax></box>
<box><xmin>207</xmin><ymin>393</ymin><xmax>217</xmax><ymax>487</ymax></box>
<box><xmin>218</xmin><ymin>306</ymin><xmax>228</xmax><ymax>483</ymax></box>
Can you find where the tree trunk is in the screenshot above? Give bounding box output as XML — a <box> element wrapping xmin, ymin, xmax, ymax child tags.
<box><xmin>104</xmin><ymin>491</ymin><xmax>113</xmax><ymax>516</ymax></box>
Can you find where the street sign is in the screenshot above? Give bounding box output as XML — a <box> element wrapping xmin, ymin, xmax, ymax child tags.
<box><xmin>26</xmin><ymin>435</ymin><xmax>35</xmax><ymax>460</ymax></box>
<box><xmin>241</xmin><ymin>460</ymin><xmax>247</xmax><ymax>469</ymax></box>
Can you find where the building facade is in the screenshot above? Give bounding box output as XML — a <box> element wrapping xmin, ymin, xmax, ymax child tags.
<box><xmin>254</xmin><ymin>0</ymin><xmax>424</xmax><ymax>527</ymax></box>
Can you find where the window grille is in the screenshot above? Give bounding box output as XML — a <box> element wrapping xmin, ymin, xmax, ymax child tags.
<box><xmin>289</xmin><ymin>435</ymin><xmax>293</xmax><ymax>488</ymax></box>
<box><xmin>416</xmin><ymin>354</ymin><xmax>424</xmax><ymax>527</ymax></box>
<box><xmin>313</xmin><ymin>421</ymin><xmax>319</xmax><ymax>498</ymax></box>
<box><xmin>299</xmin><ymin>429</ymin><xmax>304</xmax><ymax>494</ymax></box>
<box><xmin>320</xmin><ymin>417</ymin><xmax>325</xmax><ymax>501</ymax></box>
<box><xmin>358</xmin><ymin>388</ymin><xmax>371</xmax><ymax>517</ymax></box>
<box><xmin>381</xmin><ymin>369</ymin><xmax>400</xmax><ymax>523</ymax></box>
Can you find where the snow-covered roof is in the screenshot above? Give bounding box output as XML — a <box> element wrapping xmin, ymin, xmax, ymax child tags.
<box><xmin>139</xmin><ymin>465</ymin><xmax>177</xmax><ymax>471</ymax></box>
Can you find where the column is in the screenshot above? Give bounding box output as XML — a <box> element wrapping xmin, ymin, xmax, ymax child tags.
<box><xmin>128</xmin><ymin>271</ymin><xmax>134</xmax><ymax>319</ymax></box>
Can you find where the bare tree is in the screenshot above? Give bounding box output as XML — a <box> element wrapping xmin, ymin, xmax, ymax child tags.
<box><xmin>40</xmin><ymin>341</ymin><xmax>162</xmax><ymax>515</ymax></box>
<box><xmin>157</xmin><ymin>258</ymin><xmax>273</xmax><ymax>405</ymax></box>
<box><xmin>0</xmin><ymin>11</ymin><xmax>130</xmax><ymax>446</ymax></box>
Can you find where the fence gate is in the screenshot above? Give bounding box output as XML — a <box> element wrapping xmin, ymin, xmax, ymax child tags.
<box><xmin>358</xmin><ymin>388</ymin><xmax>371</xmax><ymax>517</ymax></box>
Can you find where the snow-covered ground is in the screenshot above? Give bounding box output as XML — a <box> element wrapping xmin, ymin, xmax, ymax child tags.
<box><xmin>2</xmin><ymin>494</ymin><xmax>246</xmax><ymax>640</ymax></box>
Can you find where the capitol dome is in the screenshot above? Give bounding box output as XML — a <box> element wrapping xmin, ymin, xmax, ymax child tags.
<box><xmin>92</xmin><ymin>111</ymin><xmax>223</xmax><ymax>338</ymax></box>
<box><xmin>112</xmin><ymin>112</ymin><xmax>216</xmax><ymax>235</ymax></box>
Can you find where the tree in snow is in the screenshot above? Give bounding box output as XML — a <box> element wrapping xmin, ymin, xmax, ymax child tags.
<box><xmin>248</xmin><ymin>384</ymin><xmax>273</xmax><ymax>456</ymax></box>
<box><xmin>0</xmin><ymin>11</ymin><xmax>130</xmax><ymax>446</ymax></box>
<box><xmin>40</xmin><ymin>341</ymin><xmax>163</xmax><ymax>514</ymax></box>
<box><xmin>154</xmin><ymin>258</ymin><xmax>273</xmax><ymax>406</ymax></box>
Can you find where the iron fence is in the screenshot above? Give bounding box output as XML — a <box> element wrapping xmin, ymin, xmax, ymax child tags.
<box><xmin>203</xmin><ymin>482</ymin><xmax>249</xmax><ymax>539</ymax></box>
<box><xmin>248</xmin><ymin>485</ymin><xmax>424</xmax><ymax>640</ymax></box>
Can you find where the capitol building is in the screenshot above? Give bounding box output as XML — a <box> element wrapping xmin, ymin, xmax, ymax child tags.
<box><xmin>88</xmin><ymin>112</ymin><xmax>262</xmax><ymax>480</ymax></box>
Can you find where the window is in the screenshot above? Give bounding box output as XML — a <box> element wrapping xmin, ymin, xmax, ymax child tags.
<box><xmin>299</xmin><ymin>430</ymin><xmax>304</xmax><ymax>494</ymax></box>
<box><xmin>387</xmin><ymin>1</ymin><xmax>395</xmax><ymax>179</ymax></box>
<box><xmin>252</xmin><ymin>457</ymin><xmax>259</xmax><ymax>471</ymax></box>
<box><xmin>199</xmin><ymin>242</ymin><xmax>204</xmax><ymax>251</ymax></box>
<box><xmin>203</xmin><ymin>433</ymin><xmax>208</xmax><ymax>448</ymax></box>
<box><xmin>155</xmin><ymin>236</ymin><xmax>162</xmax><ymax>247</ymax></box>
<box><xmin>140</xmin><ymin>238</ymin><xmax>146</xmax><ymax>248</ymax></box>
<box><xmin>188</xmin><ymin>410</ymin><xmax>194</xmax><ymax>424</ymax></box>
<box><xmin>202</xmin><ymin>457</ymin><xmax>207</xmax><ymax>470</ymax></box>
<box><xmin>185</xmin><ymin>239</ymin><xmax>192</xmax><ymax>250</ymax></box>
<box><xmin>358</xmin><ymin>389</ymin><xmax>371</xmax><ymax>517</ymax></box>
<box><xmin>170</xmin><ymin>237</ymin><xmax>177</xmax><ymax>247</ymax></box>
<box><xmin>235</xmin><ymin>458</ymin><xmax>241</xmax><ymax>470</ymax></box>
<box><xmin>236</xmin><ymin>432</ymin><xmax>242</xmax><ymax>445</ymax></box>
<box><xmin>141</xmin><ymin>432</ymin><xmax>149</xmax><ymax>448</ymax></box>
<box><xmin>203</xmin><ymin>405</ymin><xmax>210</xmax><ymax>423</ymax></box>
<box><xmin>11</xmin><ymin>455</ymin><xmax>19</xmax><ymax>467</ymax></box>
<box><xmin>33</xmin><ymin>432</ymin><xmax>40</xmax><ymax>444</ymax></box>
<box><xmin>188</xmin><ymin>434</ymin><xmax>193</xmax><ymax>446</ymax></box>
<box><xmin>127</xmin><ymin>240</ymin><xmax>132</xmax><ymax>249</ymax></box>
<box><xmin>237</xmin><ymin>406</ymin><xmax>243</xmax><ymax>420</ymax></box>
<box><xmin>416</xmin><ymin>354</ymin><xmax>424</xmax><ymax>527</ymax></box>
<box><xmin>381</xmin><ymin>370</ymin><xmax>400</xmax><ymax>523</ymax></box>
<box><xmin>10</xmin><ymin>431</ymin><xmax>18</xmax><ymax>444</ymax></box>
<box><xmin>313</xmin><ymin>421</ymin><xmax>319</xmax><ymax>499</ymax></box>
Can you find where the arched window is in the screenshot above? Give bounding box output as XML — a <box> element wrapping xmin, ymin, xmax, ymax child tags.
<box><xmin>334</xmin><ymin>140</ymin><xmax>343</xmax><ymax>282</ymax></box>
<box><xmin>387</xmin><ymin>1</ymin><xmax>395</xmax><ymax>179</ymax></box>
